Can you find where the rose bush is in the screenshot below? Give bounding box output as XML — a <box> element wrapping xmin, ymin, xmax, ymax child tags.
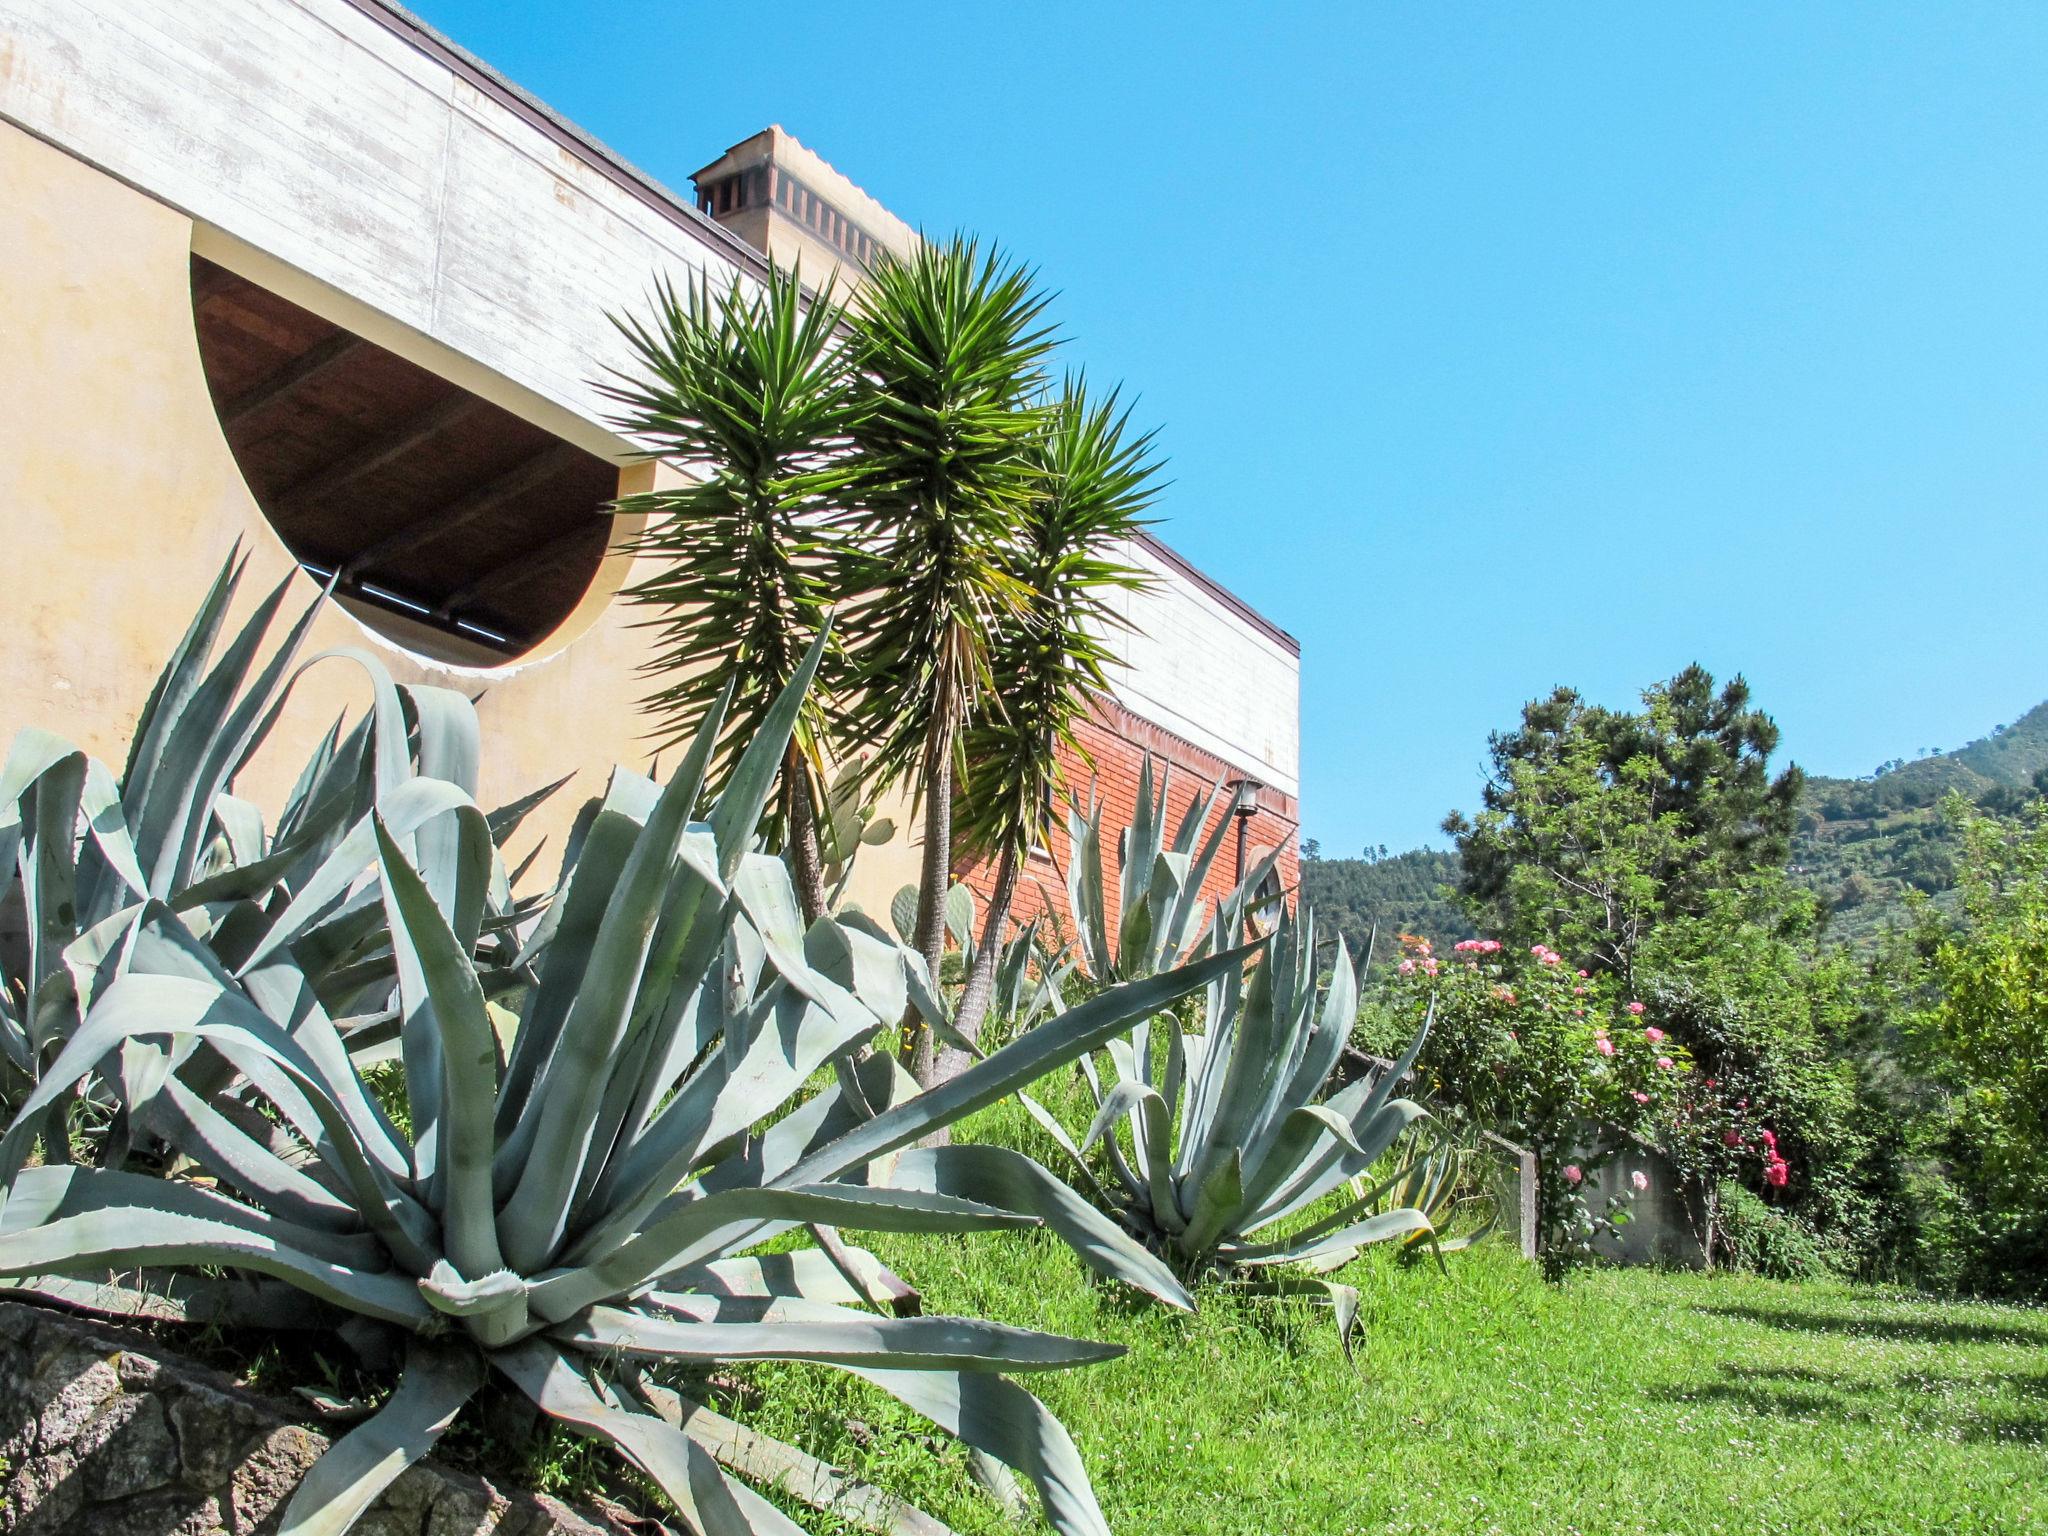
<box><xmin>1359</xmin><ymin>934</ymin><xmax>1692</xmax><ymax>1269</ymax></box>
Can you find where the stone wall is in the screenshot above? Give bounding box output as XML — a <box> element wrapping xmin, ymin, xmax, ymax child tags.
<box><xmin>0</xmin><ymin>1300</ymin><xmax>600</xmax><ymax>1536</ymax></box>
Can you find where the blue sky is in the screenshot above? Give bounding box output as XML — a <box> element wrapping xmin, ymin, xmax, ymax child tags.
<box><xmin>411</xmin><ymin>1</ymin><xmax>2048</xmax><ymax>855</ymax></box>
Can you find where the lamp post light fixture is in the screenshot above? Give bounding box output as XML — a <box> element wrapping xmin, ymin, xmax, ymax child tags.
<box><xmin>1227</xmin><ymin>776</ymin><xmax>1263</xmax><ymax>885</ymax></box>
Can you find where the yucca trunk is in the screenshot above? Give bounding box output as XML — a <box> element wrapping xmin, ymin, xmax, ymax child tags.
<box><xmin>780</xmin><ymin>739</ymin><xmax>828</xmax><ymax>925</ymax></box>
<box><xmin>947</xmin><ymin>842</ymin><xmax>1022</xmax><ymax>1076</ymax></box>
<box><xmin>900</xmin><ymin>710</ymin><xmax>956</xmax><ymax>1086</ymax></box>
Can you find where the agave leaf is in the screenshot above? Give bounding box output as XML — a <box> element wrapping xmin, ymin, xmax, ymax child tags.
<box><xmin>528</xmin><ymin>1185</ymin><xmax>1037</xmax><ymax>1325</ymax></box>
<box><xmin>502</xmin><ymin>720</ymin><xmax>724</xmax><ymax>1273</ymax></box>
<box><xmin>0</xmin><ymin>1193</ymin><xmax>427</xmax><ymax>1326</ymax></box>
<box><xmin>784</xmin><ymin>943</ymin><xmax>1259</xmax><ymax>1191</ymax></box>
<box><xmin>1229</xmin><ymin>1207</ymin><xmax>1436</xmax><ymax>1268</ymax></box>
<box><xmin>120</xmin><ymin>549</ymin><xmax>242</xmax><ymax>831</ymax></box>
<box><xmin>660</xmin><ymin>1250</ymin><xmax>898</xmax><ymax>1309</ymax></box>
<box><xmin>276</xmin><ymin>1338</ymin><xmax>482</xmax><ymax>1536</ymax></box>
<box><xmin>374</xmin><ymin>819</ymin><xmax>500</xmax><ymax>1281</ymax></box>
<box><xmin>873</xmin><ymin>1142</ymin><xmax>1193</xmax><ymax>1310</ymax></box>
<box><xmin>846</xmin><ymin>1368</ymin><xmax>1111</xmax><ymax>1536</ymax></box>
<box><xmin>495</xmin><ymin>1340</ymin><xmax>798</xmax><ymax>1536</ymax></box>
<box><xmin>558</xmin><ymin>1297</ymin><xmax>1120</xmax><ymax>1374</ymax></box>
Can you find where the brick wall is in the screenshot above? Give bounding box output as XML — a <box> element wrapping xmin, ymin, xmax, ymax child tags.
<box><xmin>955</xmin><ymin>695</ymin><xmax>1301</xmax><ymax>957</ymax></box>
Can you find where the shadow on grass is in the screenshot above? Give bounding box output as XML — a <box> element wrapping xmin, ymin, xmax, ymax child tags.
<box><xmin>1696</xmin><ymin>1302</ymin><xmax>2048</xmax><ymax>1350</ymax></box>
<box><xmin>1650</xmin><ymin>1362</ymin><xmax>2048</xmax><ymax>1446</ymax></box>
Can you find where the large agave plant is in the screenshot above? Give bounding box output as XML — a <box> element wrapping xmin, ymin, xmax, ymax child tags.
<box><xmin>1027</xmin><ymin>899</ymin><xmax>1438</xmax><ymax>1343</ymax></box>
<box><xmin>1063</xmin><ymin>756</ymin><xmax>1277</xmax><ymax>985</ymax></box>
<box><xmin>0</xmin><ymin>638</ymin><xmax>1249</xmax><ymax>1536</ymax></box>
<box><xmin>0</xmin><ymin>552</ymin><xmax>534</xmax><ymax>1139</ymax></box>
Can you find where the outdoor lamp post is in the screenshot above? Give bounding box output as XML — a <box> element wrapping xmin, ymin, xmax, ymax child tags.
<box><xmin>1228</xmin><ymin>777</ymin><xmax>1263</xmax><ymax>885</ymax></box>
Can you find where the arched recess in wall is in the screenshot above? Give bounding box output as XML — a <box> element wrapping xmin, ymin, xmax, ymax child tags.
<box><xmin>188</xmin><ymin>255</ymin><xmax>621</xmax><ymax>667</ymax></box>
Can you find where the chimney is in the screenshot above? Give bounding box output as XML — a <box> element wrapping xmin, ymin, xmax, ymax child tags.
<box><xmin>690</xmin><ymin>126</ymin><xmax>921</xmax><ymax>290</ymax></box>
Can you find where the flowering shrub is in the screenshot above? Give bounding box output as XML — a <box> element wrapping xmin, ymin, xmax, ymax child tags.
<box><xmin>1360</xmin><ymin>934</ymin><xmax>1692</xmax><ymax>1268</ymax></box>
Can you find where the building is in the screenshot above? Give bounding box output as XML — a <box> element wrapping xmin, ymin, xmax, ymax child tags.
<box><xmin>0</xmin><ymin>0</ymin><xmax>1299</xmax><ymax>931</ymax></box>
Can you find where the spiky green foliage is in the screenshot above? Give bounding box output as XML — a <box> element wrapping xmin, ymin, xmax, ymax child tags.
<box><xmin>0</xmin><ymin>634</ymin><xmax>1255</xmax><ymax>1536</ymax></box>
<box><xmin>948</xmin><ymin>380</ymin><xmax>1160</xmax><ymax>1047</ymax></box>
<box><xmin>605</xmin><ymin>268</ymin><xmax>863</xmax><ymax>921</ymax></box>
<box><xmin>1028</xmin><ymin>901</ymin><xmax>1439</xmax><ymax>1345</ymax></box>
<box><xmin>0</xmin><ymin>551</ymin><xmax>533</xmax><ymax>1139</ymax></box>
<box><xmin>952</xmin><ymin>378</ymin><xmax>1160</xmax><ymax>869</ymax></box>
<box><xmin>1063</xmin><ymin>756</ymin><xmax>1276</xmax><ymax>986</ymax></box>
<box><xmin>836</xmin><ymin>236</ymin><xmax>1058</xmax><ymax>1079</ymax></box>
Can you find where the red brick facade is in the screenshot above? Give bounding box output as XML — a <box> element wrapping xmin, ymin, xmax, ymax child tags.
<box><xmin>956</xmin><ymin>695</ymin><xmax>1301</xmax><ymax>953</ymax></box>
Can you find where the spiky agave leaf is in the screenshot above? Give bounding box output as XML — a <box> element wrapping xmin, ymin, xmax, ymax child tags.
<box><xmin>0</xmin><ymin>628</ymin><xmax>1260</xmax><ymax>1536</ymax></box>
<box><xmin>1044</xmin><ymin>886</ymin><xmax>1445</xmax><ymax>1343</ymax></box>
<box><xmin>0</xmin><ymin>553</ymin><xmax>526</xmax><ymax>1145</ymax></box>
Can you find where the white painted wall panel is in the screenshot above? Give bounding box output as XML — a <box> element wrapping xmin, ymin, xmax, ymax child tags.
<box><xmin>0</xmin><ymin>0</ymin><xmax>1301</xmax><ymax>794</ymax></box>
<box><xmin>1103</xmin><ymin>540</ymin><xmax>1301</xmax><ymax>797</ymax></box>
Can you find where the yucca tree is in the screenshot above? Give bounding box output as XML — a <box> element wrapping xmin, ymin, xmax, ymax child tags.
<box><xmin>606</xmin><ymin>267</ymin><xmax>860</xmax><ymax>923</ymax></box>
<box><xmin>948</xmin><ymin>380</ymin><xmax>1161</xmax><ymax>1052</ymax></box>
<box><xmin>0</xmin><ymin>551</ymin><xmax>535</xmax><ymax>1138</ymax></box>
<box><xmin>0</xmin><ymin>636</ymin><xmax>1254</xmax><ymax>1536</ymax></box>
<box><xmin>838</xmin><ymin>236</ymin><xmax>1057</xmax><ymax>1083</ymax></box>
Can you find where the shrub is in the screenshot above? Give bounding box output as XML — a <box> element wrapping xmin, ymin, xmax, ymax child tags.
<box><xmin>1715</xmin><ymin>1180</ymin><xmax>1829</xmax><ymax>1281</ymax></box>
<box><xmin>1362</xmin><ymin>934</ymin><xmax>1690</xmax><ymax>1262</ymax></box>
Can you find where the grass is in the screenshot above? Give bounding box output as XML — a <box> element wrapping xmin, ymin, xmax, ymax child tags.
<box><xmin>712</xmin><ymin>1089</ymin><xmax>2047</xmax><ymax>1536</ymax></box>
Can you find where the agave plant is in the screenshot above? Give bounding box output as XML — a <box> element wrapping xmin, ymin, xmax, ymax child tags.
<box><xmin>0</xmin><ymin>552</ymin><xmax>534</xmax><ymax>1142</ymax></box>
<box><xmin>1063</xmin><ymin>755</ymin><xmax>1278</xmax><ymax>986</ymax></box>
<box><xmin>0</xmin><ymin>637</ymin><xmax>1250</xmax><ymax>1536</ymax></box>
<box><xmin>1026</xmin><ymin>899</ymin><xmax>1438</xmax><ymax>1343</ymax></box>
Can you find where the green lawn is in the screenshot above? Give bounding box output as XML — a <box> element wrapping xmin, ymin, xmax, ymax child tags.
<box><xmin>724</xmin><ymin>1099</ymin><xmax>2047</xmax><ymax>1536</ymax></box>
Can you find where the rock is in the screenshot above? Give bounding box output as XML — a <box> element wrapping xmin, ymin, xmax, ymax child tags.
<box><xmin>0</xmin><ymin>1301</ymin><xmax>606</xmax><ymax>1536</ymax></box>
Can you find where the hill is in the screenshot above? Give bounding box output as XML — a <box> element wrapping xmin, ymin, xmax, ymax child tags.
<box><xmin>1791</xmin><ymin>699</ymin><xmax>2048</xmax><ymax>945</ymax></box>
<box><xmin>1298</xmin><ymin>847</ymin><xmax>1469</xmax><ymax>966</ymax></box>
<box><xmin>1303</xmin><ymin>700</ymin><xmax>2048</xmax><ymax>955</ymax></box>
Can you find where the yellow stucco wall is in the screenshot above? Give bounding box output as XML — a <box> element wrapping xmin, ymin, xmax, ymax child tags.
<box><xmin>0</xmin><ymin>121</ymin><xmax>921</xmax><ymax>910</ymax></box>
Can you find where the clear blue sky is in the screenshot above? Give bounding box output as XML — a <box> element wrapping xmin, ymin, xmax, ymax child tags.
<box><xmin>411</xmin><ymin>1</ymin><xmax>2048</xmax><ymax>855</ymax></box>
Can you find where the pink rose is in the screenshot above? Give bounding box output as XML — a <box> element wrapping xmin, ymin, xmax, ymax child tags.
<box><xmin>1764</xmin><ymin>1159</ymin><xmax>1790</xmax><ymax>1189</ymax></box>
<box><xmin>1596</xmin><ymin>1037</ymin><xmax>1615</xmax><ymax>1057</ymax></box>
<box><xmin>1577</xmin><ymin>969</ymin><xmax>1589</xmax><ymax>979</ymax></box>
<box><xmin>1656</xmin><ymin>1056</ymin><xmax>1674</xmax><ymax>1070</ymax></box>
<box><xmin>1422</xmin><ymin>958</ymin><xmax>1439</xmax><ymax>976</ymax></box>
<box><xmin>1644</xmin><ymin>1026</ymin><xmax>1665</xmax><ymax>1044</ymax></box>
<box><xmin>1563</xmin><ymin>1165</ymin><xmax>1583</xmax><ymax>1187</ymax></box>
<box><xmin>1398</xmin><ymin>959</ymin><xmax>1414</xmax><ymax>975</ymax></box>
<box><xmin>1631</xmin><ymin>1171</ymin><xmax>1649</xmax><ymax>1193</ymax></box>
<box><xmin>1759</xmin><ymin>1128</ymin><xmax>1777</xmax><ymax>1151</ymax></box>
<box><xmin>1631</xmin><ymin>1090</ymin><xmax>1649</xmax><ymax>1105</ymax></box>
<box><xmin>1626</xmin><ymin>1002</ymin><xmax>1645</xmax><ymax>1016</ymax></box>
<box><xmin>1722</xmin><ymin>1129</ymin><xmax>1743</xmax><ymax>1147</ymax></box>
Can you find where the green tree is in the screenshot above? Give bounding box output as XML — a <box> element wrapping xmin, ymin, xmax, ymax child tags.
<box><xmin>1911</xmin><ymin>794</ymin><xmax>2048</xmax><ymax>1293</ymax></box>
<box><xmin>838</xmin><ymin>237</ymin><xmax>1057</xmax><ymax>1083</ymax></box>
<box><xmin>604</xmin><ymin>267</ymin><xmax>857</xmax><ymax>921</ymax></box>
<box><xmin>1445</xmin><ymin>666</ymin><xmax>1803</xmax><ymax>981</ymax></box>
<box><xmin>949</xmin><ymin>379</ymin><xmax>1160</xmax><ymax>1049</ymax></box>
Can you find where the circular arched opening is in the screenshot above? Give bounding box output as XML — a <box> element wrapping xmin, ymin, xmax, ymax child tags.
<box><xmin>189</xmin><ymin>254</ymin><xmax>620</xmax><ymax>666</ymax></box>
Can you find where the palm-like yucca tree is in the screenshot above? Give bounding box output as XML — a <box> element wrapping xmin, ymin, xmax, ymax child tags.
<box><xmin>950</xmin><ymin>379</ymin><xmax>1162</xmax><ymax>1048</ymax></box>
<box><xmin>606</xmin><ymin>267</ymin><xmax>859</xmax><ymax>922</ymax></box>
<box><xmin>838</xmin><ymin>237</ymin><xmax>1057</xmax><ymax>1081</ymax></box>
